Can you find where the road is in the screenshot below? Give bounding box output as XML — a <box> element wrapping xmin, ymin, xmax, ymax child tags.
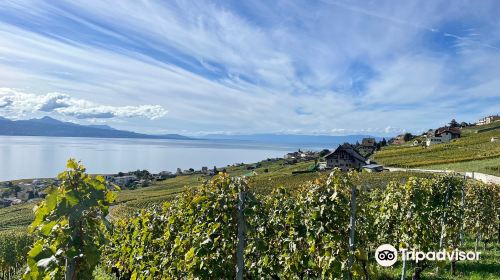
<box><xmin>385</xmin><ymin>167</ymin><xmax>500</xmax><ymax>185</ymax></box>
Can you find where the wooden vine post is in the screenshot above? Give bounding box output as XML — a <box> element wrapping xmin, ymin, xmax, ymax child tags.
<box><xmin>437</xmin><ymin>182</ymin><xmax>451</xmax><ymax>275</ymax></box>
<box><xmin>236</xmin><ymin>185</ymin><xmax>246</xmax><ymax>280</ymax></box>
<box><xmin>459</xmin><ymin>176</ymin><xmax>466</xmax><ymax>247</ymax></box>
<box><xmin>347</xmin><ymin>185</ymin><xmax>357</xmax><ymax>280</ymax></box>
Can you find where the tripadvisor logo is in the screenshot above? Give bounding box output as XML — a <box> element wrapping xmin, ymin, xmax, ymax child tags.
<box><xmin>375</xmin><ymin>244</ymin><xmax>398</xmax><ymax>267</ymax></box>
<box><xmin>375</xmin><ymin>244</ymin><xmax>481</xmax><ymax>267</ymax></box>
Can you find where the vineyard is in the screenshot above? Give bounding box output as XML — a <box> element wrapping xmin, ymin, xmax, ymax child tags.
<box><xmin>1</xmin><ymin>159</ymin><xmax>499</xmax><ymax>279</ymax></box>
<box><xmin>99</xmin><ymin>171</ymin><xmax>499</xmax><ymax>280</ymax></box>
<box><xmin>0</xmin><ymin>203</ymin><xmax>34</xmax><ymax>232</ymax></box>
<box><xmin>373</xmin><ymin>122</ymin><xmax>500</xmax><ymax>175</ymax></box>
<box><xmin>0</xmin><ymin>230</ymin><xmax>33</xmax><ymax>279</ymax></box>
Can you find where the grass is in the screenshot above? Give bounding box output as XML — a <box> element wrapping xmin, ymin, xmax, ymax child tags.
<box><xmin>373</xmin><ymin>122</ymin><xmax>500</xmax><ymax>175</ymax></box>
<box><xmin>421</xmin><ymin>157</ymin><xmax>500</xmax><ymax>176</ymax></box>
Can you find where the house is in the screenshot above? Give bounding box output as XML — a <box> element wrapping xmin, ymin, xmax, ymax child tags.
<box><xmin>359</xmin><ymin>138</ymin><xmax>376</xmax><ymax>154</ymax></box>
<box><xmin>316</xmin><ymin>162</ymin><xmax>327</xmax><ymax>171</ymax></box>
<box><xmin>362</xmin><ymin>164</ymin><xmax>384</xmax><ymax>173</ymax></box>
<box><xmin>478</xmin><ymin>115</ymin><xmax>499</xmax><ymax>125</ymax></box>
<box><xmin>324</xmin><ymin>143</ymin><xmax>367</xmax><ymax>171</ymax></box>
<box><xmin>426</xmin><ymin>126</ymin><xmax>461</xmax><ymax>146</ymax></box>
<box><xmin>284</xmin><ymin>150</ymin><xmax>302</xmax><ymax>159</ymax></box>
<box><xmin>4</xmin><ymin>197</ymin><xmax>22</xmax><ymax>205</ymax></box>
<box><xmin>183</xmin><ymin>169</ymin><xmax>194</xmax><ymax>175</ymax></box>
<box><xmin>392</xmin><ymin>134</ymin><xmax>406</xmax><ymax>145</ymax></box>
<box><xmin>492</xmin><ymin>137</ymin><xmax>499</xmax><ymax>142</ymax></box>
<box><xmin>37</xmin><ymin>189</ymin><xmax>48</xmax><ymax>199</ymax></box>
<box><xmin>113</xmin><ymin>175</ymin><xmax>138</xmax><ymax>187</ymax></box>
<box><xmin>0</xmin><ymin>198</ymin><xmax>12</xmax><ymax>208</ymax></box>
<box><xmin>104</xmin><ymin>175</ymin><xmax>115</xmax><ymax>182</ymax></box>
<box><xmin>17</xmin><ymin>190</ymin><xmax>34</xmax><ymax>201</ymax></box>
<box><xmin>154</xmin><ymin>171</ymin><xmax>174</xmax><ymax>180</ymax></box>
<box><xmin>284</xmin><ymin>150</ymin><xmax>318</xmax><ymax>161</ymax></box>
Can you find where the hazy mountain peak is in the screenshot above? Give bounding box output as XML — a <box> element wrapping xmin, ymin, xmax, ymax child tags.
<box><xmin>0</xmin><ymin>116</ymin><xmax>192</xmax><ymax>140</ymax></box>
<box><xmin>31</xmin><ymin>116</ymin><xmax>63</xmax><ymax>124</ymax></box>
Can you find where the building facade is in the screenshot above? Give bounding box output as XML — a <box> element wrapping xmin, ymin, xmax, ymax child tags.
<box><xmin>325</xmin><ymin>143</ymin><xmax>367</xmax><ymax>171</ymax></box>
<box><xmin>426</xmin><ymin>127</ymin><xmax>461</xmax><ymax>146</ymax></box>
<box><xmin>359</xmin><ymin>138</ymin><xmax>376</xmax><ymax>154</ymax></box>
<box><xmin>478</xmin><ymin>115</ymin><xmax>499</xmax><ymax>125</ymax></box>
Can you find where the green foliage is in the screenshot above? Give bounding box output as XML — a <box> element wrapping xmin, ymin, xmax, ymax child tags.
<box><xmin>246</xmin><ymin>170</ymin><xmax>371</xmax><ymax>279</ymax></box>
<box><xmin>103</xmin><ymin>173</ymin><xmax>245</xmax><ymax>279</ymax></box>
<box><xmin>0</xmin><ymin>230</ymin><xmax>33</xmax><ymax>278</ymax></box>
<box><xmin>24</xmin><ymin>159</ymin><xmax>117</xmax><ymax>280</ymax></box>
<box><xmin>104</xmin><ymin>170</ymin><xmax>373</xmax><ymax>279</ymax></box>
<box><xmin>101</xmin><ymin>170</ymin><xmax>499</xmax><ymax>279</ymax></box>
<box><xmin>464</xmin><ymin>181</ymin><xmax>499</xmax><ymax>244</ymax></box>
<box><xmin>1</xmin><ymin>157</ymin><xmax>498</xmax><ymax>279</ymax></box>
<box><xmin>373</xmin><ymin>175</ymin><xmax>500</xmax><ymax>279</ymax></box>
<box><xmin>92</xmin><ymin>265</ymin><xmax>117</xmax><ymax>280</ymax></box>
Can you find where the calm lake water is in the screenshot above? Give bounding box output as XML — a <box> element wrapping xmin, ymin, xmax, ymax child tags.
<box><xmin>0</xmin><ymin>136</ymin><xmax>319</xmax><ymax>181</ymax></box>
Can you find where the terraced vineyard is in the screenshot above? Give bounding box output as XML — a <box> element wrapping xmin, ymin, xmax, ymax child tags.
<box><xmin>0</xmin><ymin>203</ymin><xmax>34</xmax><ymax>232</ymax></box>
<box><xmin>1</xmin><ymin>158</ymin><xmax>498</xmax><ymax>279</ymax></box>
<box><xmin>101</xmin><ymin>170</ymin><xmax>500</xmax><ymax>280</ymax></box>
<box><xmin>1</xmin><ymin>158</ymin><xmax>444</xmax><ymax>232</ymax></box>
<box><xmin>373</xmin><ymin>121</ymin><xmax>500</xmax><ymax>175</ymax></box>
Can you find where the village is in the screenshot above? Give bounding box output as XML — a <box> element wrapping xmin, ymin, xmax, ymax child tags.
<box><xmin>1</xmin><ymin>114</ymin><xmax>498</xmax><ymax>209</ymax></box>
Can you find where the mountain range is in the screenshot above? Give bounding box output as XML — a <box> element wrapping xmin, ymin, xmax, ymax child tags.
<box><xmin>0</xmin><ymin>116</ymin><xmax>382</xmax><ymax>146</ymax></box>
<box><xmin>0</xmin><ymin>116</ymin><xmax>192</xmax><ymax>140</ymax></box>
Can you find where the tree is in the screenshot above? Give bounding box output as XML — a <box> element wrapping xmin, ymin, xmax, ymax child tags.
<box><xmin>319</xmin><ymin>149</ymin><xmax>330</xmax><ymax>157</ymax></box>
<box><xmin>24</xmin><ymin>159</ymin><xmax>117</xmax><ymax>280</ymax></box>
<box><xmin>380</xmin><ymin>138</ymin><xmax>387</xmax><ymax>147</ymax></box>
<box><xmin>132</xmin><ymin>170</ymin><xmax>151</xmax><ymax>180</ymax></box>
<box><xmin>403</xmin><ymin>133</ymin><xmax>413</xmax><ymax>142</ymax></box>
<box><xmin>460</xmin><ymin>122</ymin><xmax>468</xmax><ymax>127</ymax></box>
<box><xmin>14</xmin><ymin>185</ymin><xmax>21</xmax><ymax>197</ymax></box>
<box><xmin>449</xmin><ymin>119</ymin><xmax>459</xmax><ymax>128</ymax></box>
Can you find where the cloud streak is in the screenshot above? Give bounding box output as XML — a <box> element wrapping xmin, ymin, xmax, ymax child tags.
<box><xmin>0</xmin><ymin>0</ymin><xmax>498</xmax><ymax>135</ymax></box>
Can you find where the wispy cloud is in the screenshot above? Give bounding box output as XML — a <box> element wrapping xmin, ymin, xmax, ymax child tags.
<box><xmin>0</xmin><ymin>0</ymin><xmax>498</xmax><ymax>135</ymax></box>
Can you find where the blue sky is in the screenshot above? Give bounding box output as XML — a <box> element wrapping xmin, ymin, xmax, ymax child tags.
<box><xmin>0</xmin><ymin>0</ymin><xmax>499</xmax><ymax>136</ymax></box>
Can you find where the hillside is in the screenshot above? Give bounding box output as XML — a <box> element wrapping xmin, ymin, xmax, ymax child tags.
<box><xmin>0</xmin><ymin>116</ymin><xmax>191</xmax><ymax>140</ymax></box>
<box><xmin>373</xmin><ymin>121</ymin><xmax>500</xmax><ymax>175</ymax></box>
<box><xmin>1</xmin><ymin>158</ymin><xmax>434</xmax><ymax>232</ymax></box>
<box><xmin>2</xmin><ymin>158</ymin><xmax>497</xmax><ymax>280</ymax></box>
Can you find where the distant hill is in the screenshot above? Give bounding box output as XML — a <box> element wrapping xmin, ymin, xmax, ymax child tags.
<box><xmin>0</xmin><ymin>116</ymin><xmax>192</xmax><ymax>140</ymax></box>
<box><xmin>373</xmin><ymin>121</ymin><xmax>500</xmax><ymax>176</ymax></box>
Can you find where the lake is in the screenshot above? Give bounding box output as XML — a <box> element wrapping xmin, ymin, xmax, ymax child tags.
<box><xmin>0</xmin><ymin>136</ymin><xmax>324</xmax><ymax>181</ymax></box>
